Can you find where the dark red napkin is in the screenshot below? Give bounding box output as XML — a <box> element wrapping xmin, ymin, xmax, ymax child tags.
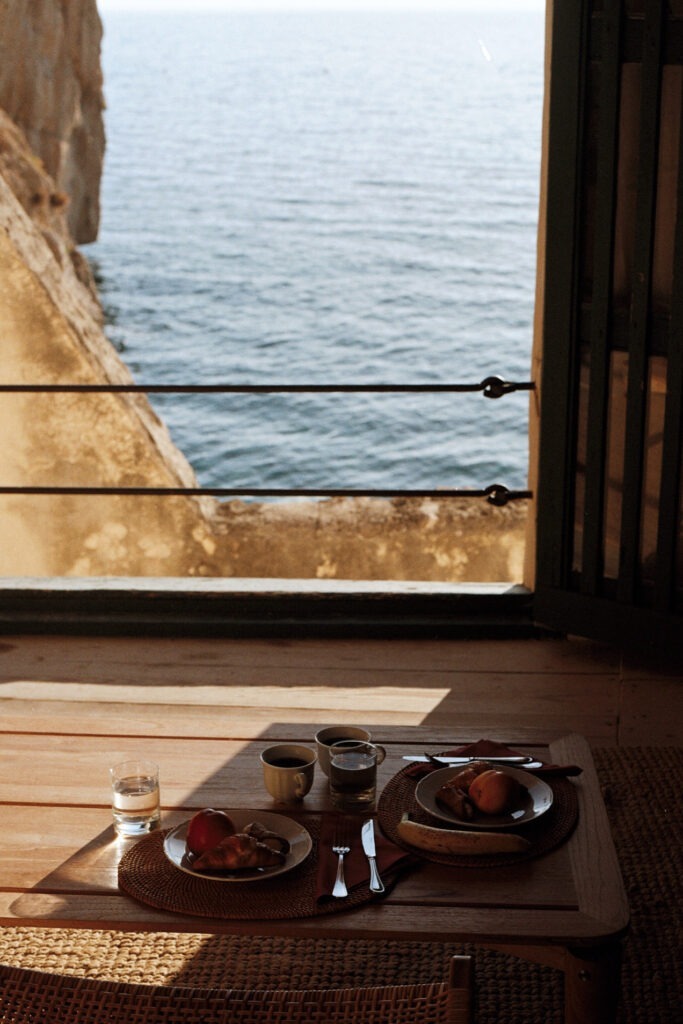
<box><xmin>403</xmin><ymin>738</ymin><xmax>582</xmax><ymax>779</ymax></box>
<box><xmin>316</xmin><ymin>814</ymin><xmax>415</xmax><ymax>900</ymax></box>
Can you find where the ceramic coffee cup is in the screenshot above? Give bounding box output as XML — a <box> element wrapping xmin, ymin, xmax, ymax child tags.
<box><xmin>260</xmin><ymin>744</ymin><xmax>316</xmax><ymax>802</ymax></box>
<box><xmin>314</xmin><ymin>726</ymin><xmax>373</xmax><ymax>776</ymax></box>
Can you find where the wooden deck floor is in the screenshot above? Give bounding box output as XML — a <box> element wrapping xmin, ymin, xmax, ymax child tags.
<box><xmin>0</xmin><ymin>633</ymin><xmax>680</xmax><ymax>747</ymax></box>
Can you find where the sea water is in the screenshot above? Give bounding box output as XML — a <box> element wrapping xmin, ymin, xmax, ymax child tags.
<box><xmin>90</xmin><ymin>9</ymin><xmax>544</xmax><ymax>494</ymax></box>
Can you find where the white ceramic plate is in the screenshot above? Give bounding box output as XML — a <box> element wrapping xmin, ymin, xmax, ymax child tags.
<box><xmin>414</xmin><ymin>764</ymin><xmax>554</xmax><ymax>829</ymax></box>
<box><xmin>163</xmin><ymin>810</ymin><xmax>312</xmax><ymax>882</ymax></box>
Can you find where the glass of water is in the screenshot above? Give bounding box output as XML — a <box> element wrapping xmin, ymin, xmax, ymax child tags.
<box><xmin>110</xmin><ymin>759</ymin><xmax>160</xmax><ymax>837</ymax></box>
<box><xmin>329</xmin><ymin>742</ymin><xmax>386</xmax><ymax>811</ymax></box>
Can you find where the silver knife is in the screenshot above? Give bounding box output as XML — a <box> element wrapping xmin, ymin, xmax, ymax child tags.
<box><xmin>402</xmin><ymin>755</ymin><xmax>542</xmax><ymax>768</ymax></box>
<box><xmin>361</xmin><ymin>819</ymin><xmax>385</xmax><ymax>894</ymax></box>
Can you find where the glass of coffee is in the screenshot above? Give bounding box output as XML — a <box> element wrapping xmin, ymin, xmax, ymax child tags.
<box><xmin>329</xmin><ymin>741</ymin><xmax>386</xmax><ymax>811</ymax></box>
<box><xmin>314</xmin><ymin>726</ymin><xmax>372</xmax><ymax>776</ymax></box>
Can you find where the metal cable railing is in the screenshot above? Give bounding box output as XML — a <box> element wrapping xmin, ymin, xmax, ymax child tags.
<box><xmin>1</xmin><ymin>375</ymin><xmax>535</xmax><ymax>506</ymax></box>
<box><xmin>0</xmin><ymin>375</ymin><xmax>533</xmax><ymax>398</ymax></box>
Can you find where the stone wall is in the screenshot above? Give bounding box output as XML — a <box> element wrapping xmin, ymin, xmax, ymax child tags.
<box><xmin>213</xmin><ymin>496</ymin><xmax>526</xmax><ymax>582</ymax></box>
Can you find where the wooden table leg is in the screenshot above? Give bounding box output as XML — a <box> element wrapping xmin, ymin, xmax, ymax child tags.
<box><xmin>448</xmin><ymin>955</ymin><xmax>474</xmax><ymax>1024</ymax></box>
<box><xmin>563</xmin><ymin>943</ymin><xmax>622</xmax><ymax>1024</ymax></box>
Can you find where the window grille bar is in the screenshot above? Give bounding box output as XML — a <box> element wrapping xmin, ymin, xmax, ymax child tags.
<box><xmin>580</xmin><ymin>0</ymin><xmax>623</xmax><ymax>596</ymax></box>
<box><xmin>0</xmin><ymin>376</ymin><xmax>534</xmax><ymax>398</ymax></box>
<box><xmin>655</xmin><ymin>27</ymin><xmax>683</xmax><ymax>610</ymax></box>
<box><xmin>617</xmin><ymin>0</ymin><xmax>664</xmax><ymax>605</ymax></box>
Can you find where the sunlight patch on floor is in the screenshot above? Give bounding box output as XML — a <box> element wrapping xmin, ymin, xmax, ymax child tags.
<box><xmin>0</xmin><ymin>680</ymin><xmax>451</xmax><ymax>719</ymax></box>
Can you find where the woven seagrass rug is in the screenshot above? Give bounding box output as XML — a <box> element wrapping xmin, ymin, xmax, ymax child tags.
<box><xmin>0</xmin><ymin>746</ymin><xmax>680</xmax><ymax>1024</ymax></box>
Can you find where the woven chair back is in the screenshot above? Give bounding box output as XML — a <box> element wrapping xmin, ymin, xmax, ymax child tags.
<box><xmin>0</xmin><ymin>956</ymin><xmax>472</xmax><ymax>1024</ymax></box>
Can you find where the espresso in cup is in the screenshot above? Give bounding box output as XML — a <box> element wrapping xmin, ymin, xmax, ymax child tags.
<box><xmin>268</xmin><ymin>755</ymin><xmax>309</xmax><ymax>768</ymax></box>
<box><xmin>315</xmin><ymin>726</ymin><xmax>372</xmax><ymax>776</ymax></box>
<box><xmin>260</xmin><ymin>744</ymin><xmax>316</xmax><ymax>802</ymax></box>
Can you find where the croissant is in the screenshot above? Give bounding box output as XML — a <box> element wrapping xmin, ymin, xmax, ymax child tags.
<box><xmin>447</xmin><ymin>761</ymin><xmax>492</xmax><ymax>791</ymax></box>
<box><xmin>243</xmin><ymin>821</ymin><xmax>291</xmax><ymax>854</ymax></box>
<box><xmin>435</xmin><ymin>761</ymin><xmax>493</xmax><ymax>820</ymax></box>
<box><xmin>192</xmin><ymin>833</ymin><xmax>287</xmax><ymax>872</ymax></box>
<box><xmin>435</xmin><ymin>783</ymin><xmax>475</xmax><ymax>821</ymax></box>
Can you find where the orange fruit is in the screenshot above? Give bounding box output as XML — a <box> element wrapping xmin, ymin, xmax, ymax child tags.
<box><xmin>467</xmin><ymin>770</ymin><xmax>522</xmax><ymax>815</ymax></box>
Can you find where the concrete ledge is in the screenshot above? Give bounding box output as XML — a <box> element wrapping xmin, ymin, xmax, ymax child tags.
<box><xmin>0</xmin><ymin>577</ymin><xmax>538</xmax><ymax>639</ymax></box>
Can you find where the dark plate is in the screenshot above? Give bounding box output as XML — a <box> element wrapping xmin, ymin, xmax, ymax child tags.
<box><xmin>414</xmin><ymin>764</ymin><xmax>553</xmax><ymax>829</ymax></box>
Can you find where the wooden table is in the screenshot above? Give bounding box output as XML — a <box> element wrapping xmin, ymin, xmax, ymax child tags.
<box><xmin>0</xmin><ymin>716</ymin><xmax>629</xmax><ymax>1024</ymax></box>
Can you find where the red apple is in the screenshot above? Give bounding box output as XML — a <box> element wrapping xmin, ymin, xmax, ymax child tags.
<box><xmin>186</xmin><ymin>808</ymin><xmax>235</xmax><ymax>856</ymax></box>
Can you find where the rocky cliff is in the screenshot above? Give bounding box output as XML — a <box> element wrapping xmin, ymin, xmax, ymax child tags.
<box><xmin>0</xmin><ymin>106</ymin><xmax>100</xmax><ymax>311</ymax></box>
<box><xmin>0</xmin><ymin>112</ymin><xmax>222</xmax><ymax>577</ymax></box>
<box><xmin>0</xmin><ymin>2</ymin><xmax>221</xmax><ymax>577</ymax></box>
<box><xmin>0</xmin><ymin>0</ymin><xmax>105</xmax><ymax>243</ymax></box>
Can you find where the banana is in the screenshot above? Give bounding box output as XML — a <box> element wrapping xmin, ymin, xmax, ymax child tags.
<box><xmin>396</xmin><ymin>813</ymin><xmax>531</xmax><ymax>855</ymax></box>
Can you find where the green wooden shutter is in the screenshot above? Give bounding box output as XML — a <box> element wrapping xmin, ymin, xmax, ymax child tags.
<box><xmin>534</xmin><ymin>0</ymin><xmax>683</xmax><ymax>651</ymax></box>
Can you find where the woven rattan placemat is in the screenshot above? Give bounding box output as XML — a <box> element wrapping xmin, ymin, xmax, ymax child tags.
<box><xmin>377</xmin><ymin>766</ymin><xmax>579</xmax><ymax>867</ymax></box>
<box><xmin>119</xmin><ymin>817</ymin><xmax>384</xmax><ymax>920</ymax></box>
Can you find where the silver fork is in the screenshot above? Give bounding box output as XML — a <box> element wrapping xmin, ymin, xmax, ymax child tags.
<box><xmin>332</xmin><ymin>820</ymin><xmax>350</xmax><ymax>898</ymax></box>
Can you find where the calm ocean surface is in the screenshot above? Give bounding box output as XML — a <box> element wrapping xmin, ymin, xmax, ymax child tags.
<box><xmin>91</xmin><ymin>10</ymin><xmax>544</xmax><ymax>492</ymax></box>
